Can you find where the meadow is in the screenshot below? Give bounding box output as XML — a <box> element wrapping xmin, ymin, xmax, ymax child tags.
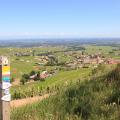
<box><xmin>11</xmin><ymin>68</ymin><xmax>91</xmax><ymax>99</ymax></box>
<box><xmin>11</xmin><ymin>64</ymin><xmax>120</xmax><ymax>120</ymax></box>
<box><xmin>0</xmin><ymin>45</ymin><xmax>117</xmax><ymax>80</ymax></box>
<box><xmin>0</xmin><ymin>44</ymin><xmax>117</xmax><ymax>99</ymax></box>
<box><xmin>0</xmin><ymin>44</ymin><xmax>119</xmax><ymax>119</ymax></box>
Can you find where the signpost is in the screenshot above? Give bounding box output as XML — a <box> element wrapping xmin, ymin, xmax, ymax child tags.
<box><xmin>0</xmin><ymin>56</ymin><xmax>11</xmax><ymax>120</ymax></box>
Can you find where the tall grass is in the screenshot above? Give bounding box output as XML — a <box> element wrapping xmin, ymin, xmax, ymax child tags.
<box><xmin>11</xmin><ymin>68</ymin><xmax>91</xmax><ymax>100</ymax></box>
<box><xmin>11</xmin><ymin>64</ymin><xmax>120</xmax><ymax>120</ymax></box>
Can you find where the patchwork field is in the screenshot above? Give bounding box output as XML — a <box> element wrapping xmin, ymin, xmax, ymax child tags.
<box><xmin>0</xmin><ymin>44</ymin><xmax>119</xmax><ymax>120</ymax></box>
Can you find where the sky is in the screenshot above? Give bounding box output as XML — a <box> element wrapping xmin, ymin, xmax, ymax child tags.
<box><xmin>0</xmin><ymin>0</ymin><xmax>120</xmax><ymax>39</ymax></box>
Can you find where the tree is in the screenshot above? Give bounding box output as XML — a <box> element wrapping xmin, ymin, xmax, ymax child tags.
<box><xmin>34</xmin><ymin>71</ymin><xmax>40</xmax><ymax>81</ymax></box>
<box><xmin>20</xmin><ymin>74</ymin><xmax>29</xmax><ymax>85</ymax></box>
<box><xmin>20</xmin><ymin>77</ymin><xmax>26</xmax><ymax>85</ymax></box>
<box><xmin>46</xmin><ymin>56</ymin><xmax>59</xmax><ymax>66</ymax></box>
<box><xmin>29</xmin><ymin>70</ymin><xmax>36</xmax><ymax>76</ymax></box>
<box><xmin>82</xmin><ymin>51</ymin><xmax>85</xmax><ymax>55</ymax></box>
<box><xmin>22</xmin><ymin>74</ymin><xmax>29</xmax><ymax>79</ymax></box>
<box><xmin>32</xmin><ymin>50</ymin><xmax>36</xmax><ymax>56</ymax></box>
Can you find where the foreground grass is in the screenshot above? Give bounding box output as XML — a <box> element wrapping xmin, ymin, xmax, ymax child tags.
<box><xmin>11</xmin><ymin>65</ymin><xmax>120</xmax><ymax>120</ymax></box>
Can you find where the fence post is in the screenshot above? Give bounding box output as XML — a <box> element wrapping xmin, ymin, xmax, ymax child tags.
<box><xmin>0</xmin><ymin>56</ymin><xmax>11</xmax><ymax>120</ymax></box>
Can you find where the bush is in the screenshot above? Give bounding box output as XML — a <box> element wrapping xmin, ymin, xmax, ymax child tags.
<box><xmin>20</xmin><ymin>77</ymin><xmax>27</xmax><ymax>85</ymax></box>
<box><xmin>29</xmin><ymin>70</ymin><xmax>36</xmax><ymax>76</ymax></box>
<box><xmin>22</xmin><ymin>74</ymin><xmax>29</xmax><ymax>79</ymax></box>
<box><xmin>107</xmin><ymin>64</ymin><xmax>120</xmax><ymax>82</ymax></box>
<box><xmin>106</xmin><ymin>89</ymin><xmax>120</xmax><ymax>105</ymax></box>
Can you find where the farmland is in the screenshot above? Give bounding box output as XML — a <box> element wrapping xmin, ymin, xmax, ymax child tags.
<box><xmin>0</xmin><ymin>45</ymin><xmax>117</xmax><ymax>80</ymax></box>
<box><xmin>0</xmin><ymin>42</ymin><xmax>119</xmax><ymax>120</ymax></box>
<box><xmin>11</xmin><ymin>68</ymin><xmax>91</xmax><ymax>99</ymax></box>
<box><xmin>0</xmin><ymin>44</ymin><xmax>118</xmax><ymax>93</ymax></box>
<box><xmin>1</xmin><ymin>0</ymin><xmax>120</xmax><ymax>119</ymax></box>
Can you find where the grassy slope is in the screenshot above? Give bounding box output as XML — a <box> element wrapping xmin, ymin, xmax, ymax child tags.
<box><xmin>11</xmin><ymin>68</ymin><xmax>91</xmax><ymax>99</ymax></box>
<box><xmin>11</xmin><ymin>58</ymin><xmax>34</xmax><ymax>78</ymax></box>
<box><xmin>11</xmin><ymin>65</ymin><xmax>120</xmax><ymax>120</ymax></box>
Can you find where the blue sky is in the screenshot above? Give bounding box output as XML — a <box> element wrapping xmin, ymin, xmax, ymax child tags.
<box><xmin>0</xmin><ymin>0</ymin><xmax>120</xmax><ymax>39</ymax></box>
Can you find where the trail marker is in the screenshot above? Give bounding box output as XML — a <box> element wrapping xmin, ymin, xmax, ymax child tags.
<box><xmin>2</xmin><ymin>82</ymin><xmax>11</xmax><ymax>90</ymax></box>
<box><xmin>1</xmin><ymin>94</ymin><xmax>11</xmax><ymax>102</ymax></box>
<box><xmin>3</xmin><ymin>89</ymin><xmax>10</xmax><ymax>95</ymax></box>
<box><xmin>0</xmin><ymin>56</ymin><xmax>11</xmax><ymax>120</ymax></box>
<box><xmin>2</xmin><ymin>77</ymin><xmax>10</xmax><ymax>82</ymax></box>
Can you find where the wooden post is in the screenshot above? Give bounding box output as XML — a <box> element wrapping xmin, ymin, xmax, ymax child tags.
<box><xmin>0</xmin><ymin>56</ymin><xmax>11</xmax><ymax>120</ymax></box>
<box><xmin>0</xmin><ymin>68</ymin><xmax>2</xmax><ymax>120</ymax></box>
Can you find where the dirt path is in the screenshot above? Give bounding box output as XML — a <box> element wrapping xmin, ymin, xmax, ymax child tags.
<box><xmin>10</xmin><ymin>94</ymin><xmax>51</xmax><ymax>108</ymax></box>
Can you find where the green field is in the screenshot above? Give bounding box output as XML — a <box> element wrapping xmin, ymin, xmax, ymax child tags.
<box><xmin>11</xmin><ymin>68</ymin><xmax>91</xmax><ymax>99</ymax></box>
<box><xmin>84</xmin><ymin>45</ymin><xmax>116</xmax><ymax>54</ymax></box>
<box><xmin>11</xmin><ymin>64</ymin><xmax>120</xmax><ymax>120</ymax></box>
<box><xmin>0</xmin><ymin>45</ymin><xmax>119</xmax><ymax>120</ymax></box>
<box><xmin>0</xmin><ymin>45</ymin><xmax>118</xmax><ymax>81</ymax></box>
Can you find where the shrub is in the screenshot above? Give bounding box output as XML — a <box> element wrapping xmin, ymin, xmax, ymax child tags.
<box><xmin>20</xmin><ymin>77</ymin><xmax>27</xmax><ymax>85</ymax></box>
<box><xmin>22</xmin><ymin>74</ymin><xmax>29</xmax><ymax>79</ymax></box>
<box><xmin>107</xmin><ymin>64</ymin><xmax>120</xmax><ymax>82</ymax></box>
<box><xmin>29</xmin><ymin>70</ymin><xmax>36</xmax><ymax>76</ymax></box>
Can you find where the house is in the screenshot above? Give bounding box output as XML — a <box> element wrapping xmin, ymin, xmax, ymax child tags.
<box><xmin>40</xmin><ymin>71</ymin><xmax>49</xmax><ymax>79</ymax></box>
<box><xmin>107</xmin><ymin>59</ymin><xmax>120</xmax><ymax>64</ymax></box>
<box><xmin>29</xmin><ymin>74</ymin><xmax>37</xmax><ymax>79</ymax></box>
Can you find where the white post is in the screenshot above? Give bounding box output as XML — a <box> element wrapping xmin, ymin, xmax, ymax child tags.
<box><xmin>0</xmin><ymin>56</ymin><xmax>11</xmax><ymax>120</ymax></box>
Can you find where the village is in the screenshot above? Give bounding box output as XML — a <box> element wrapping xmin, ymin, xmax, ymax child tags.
<box><xmin>66</xmin><ymin>54</ymin><xmax>120</xmax><ymax>68</ymax></box>
<box><xmin>13</xmin><ymin>49</ymin><xmax>120</xmax><ymax>85</ymax></box>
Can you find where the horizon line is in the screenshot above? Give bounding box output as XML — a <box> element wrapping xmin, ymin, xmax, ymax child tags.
<box><xmin>0</xmin><ymin>37</ymin><xmax>120</xmax><ymax>41</ymax></box>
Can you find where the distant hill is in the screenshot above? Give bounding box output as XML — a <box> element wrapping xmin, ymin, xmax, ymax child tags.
<box><xmin>0</xmin><ymin>38</ymin><xmax>119</xmax><ymax>47</ymax></box>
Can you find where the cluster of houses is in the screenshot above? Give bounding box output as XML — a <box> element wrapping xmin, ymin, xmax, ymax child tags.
<box><xmin>35</xmin><ymin>55</ymin><xmax>57</xmax><ymax>65</ymax></box>
<box><xmin>66</xmin><ymin>53</ymin><xmax>120</xmax><ymax>68</ymax></box>
<box><xmin>107</xmin><ymin>59</ymin><xmax>120</xmax><ymax>64</ymax></box>
<box><xmin>29</xmin><ymin>71</ymin><xmax>51</xmax><ymax>80</ymax></box>
<box><xmin>66</xmin><ymin>54</ymin><xmax>104</xmax><ymax>68</ymax></box>
<box><xmin>34</xmin><ymin>56</ymin><xmax>49</xmax><ymax>65</ymax></box>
